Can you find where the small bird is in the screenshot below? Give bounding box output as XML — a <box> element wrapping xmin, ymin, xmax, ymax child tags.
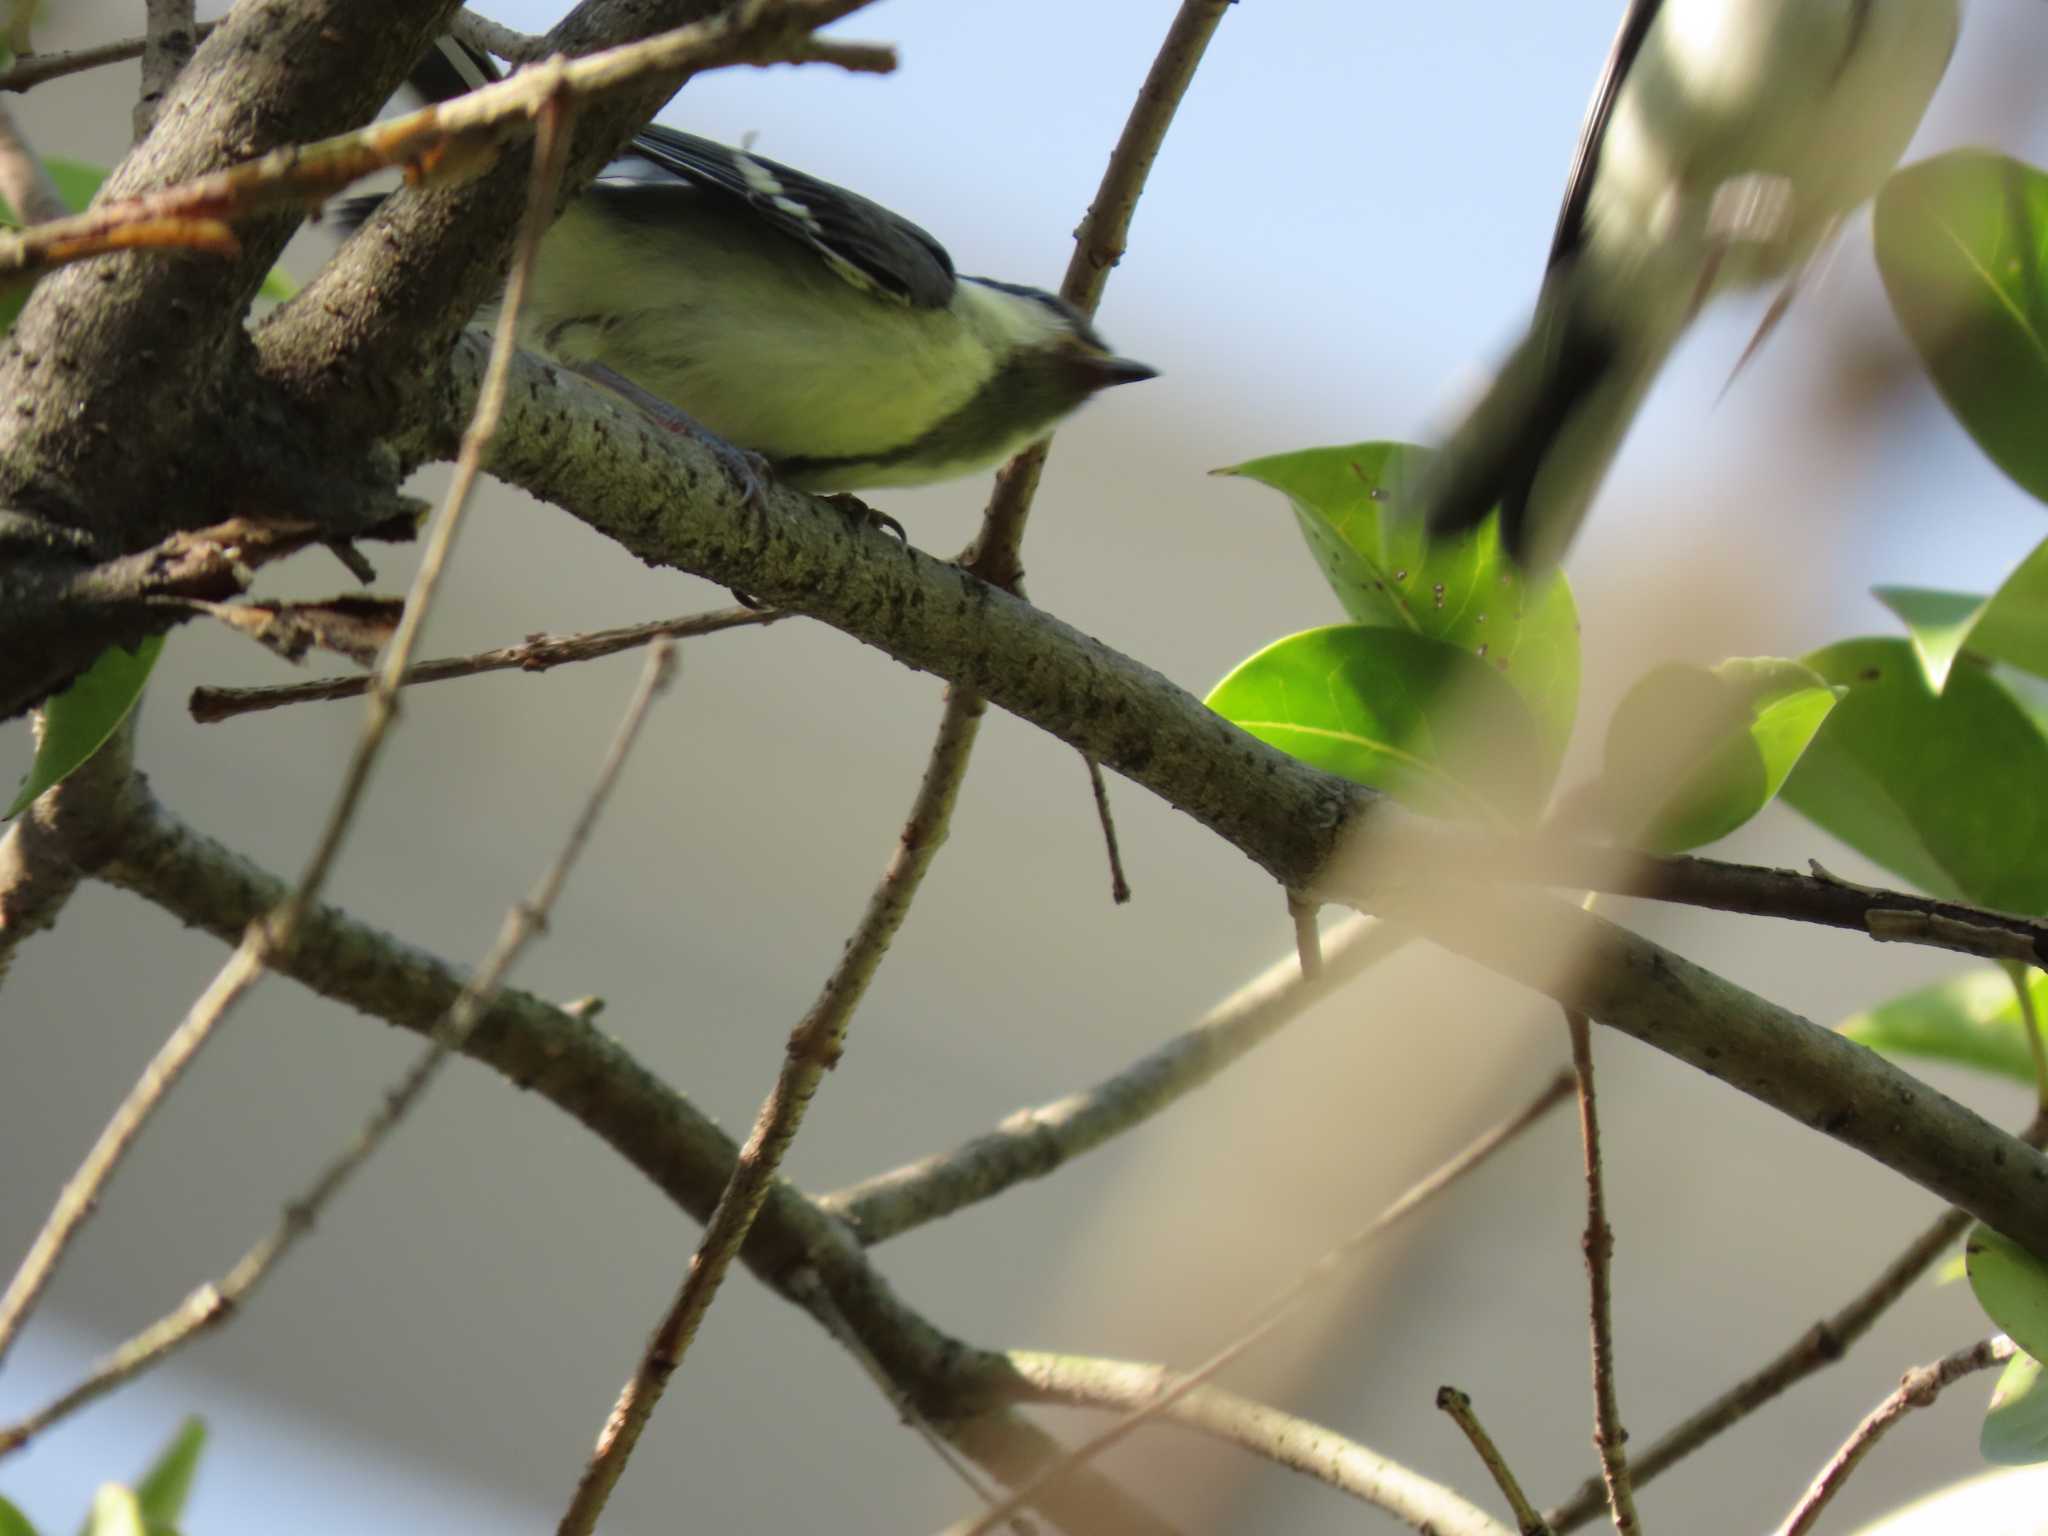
<box><xmin>1417</xmin><ymin>0</ymin><xmax>1961</xmax><ymax>569</ymax></box>
<box><xmin>343</xmin><ymin>39</ymin><xmax>1156</xmax><ymax>492</ymax></box>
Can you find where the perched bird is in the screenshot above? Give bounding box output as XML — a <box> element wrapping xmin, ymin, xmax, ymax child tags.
<box><xmin>342</xmin><ymin>39</ymin><xmax>1155</xmax><ymax>491</ymax></box>
<box><xmin>1417</xmin><ymin>0</ymin><xmax>1961</xmax><ymax>569</ymax></box>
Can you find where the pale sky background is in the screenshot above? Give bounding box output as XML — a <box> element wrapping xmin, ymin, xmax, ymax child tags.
<box><xmin>6</xmin><ymin>3</ymin><xmax>2048</xmax><ymax>1534</ymax></box>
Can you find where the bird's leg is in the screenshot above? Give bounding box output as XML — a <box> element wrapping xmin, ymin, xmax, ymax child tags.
<box><xmin>565</xmin><ymin>360</ymin><xmax>774</xmax><ymax>511</ymax></box>
<box><xmin>818</xmin><ymin>492</ymin><xmax>907</xmax><ymax>545</ymax></box>
<box><xmin>1721</xmin><ymin>215</ymin><xmax>1844</xmax><ymax>400</ymax></box>
<box><xmin>1691</xmin><ymin>171</ymin><xmax>1798</xmax><ymax>319</ymax></box>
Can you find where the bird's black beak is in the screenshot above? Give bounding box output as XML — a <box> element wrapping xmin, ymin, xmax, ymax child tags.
<box><xmin>1078</xmin><ymin>351</ymin><xmax>1159</xmax><ymax>390</ymax></box>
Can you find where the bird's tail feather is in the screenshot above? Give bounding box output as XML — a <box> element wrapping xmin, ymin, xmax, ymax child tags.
<box><xmin>1421</xmin><ymin>284</ymin><xmax>1638</xmax><ymax>570</ymax></box>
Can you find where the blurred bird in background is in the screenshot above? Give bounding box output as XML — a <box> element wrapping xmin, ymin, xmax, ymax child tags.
<box><xmin>1418</xmin><ymin>0</ymin><xmax>1961</xmax><ymax>569</ymax></box>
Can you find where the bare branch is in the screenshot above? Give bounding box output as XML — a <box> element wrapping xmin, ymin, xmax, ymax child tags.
<box><xmin>950</xmin><ymin>1073</ymin><xmax>1574</xmax><ymax>1535</ymax></box>
<box><xmin>189</xmin><ymin>604</ymin><xmax>777</xmax><ymax>722</ymax></box>
<box><xmin>1565</xmin><ymin>1009</ymin><xmax>1639</xmax><ymax>1534</ymax></box>
<box><xmin>134</xmin><ymin>0</ymin><xmax>197</xmax><ymax>140</ymax></box>
<box><xmin>1437</xmin><ymin>1386</ymin><xmax>1552</xmax><ymax>1536</ymax></box>
<box><xmin>0</xmin><ymin>21</ymin><xmax>217</xmax><ymax>94</ymax></box>
<box><xmin>988</xmin><ymin>1352</ymin><xmax>1514</xmax><ymax>1536</ymax></box>
<box><xmin>1773</xmin><ymin>1337</ymin><xmax>2013</xmax><ymax>1536</ymax></box>
<box><xmin>1544</xmin><ymin>1111</ymin><xmax>2048</xmax><ymax>1530</ymax></box>
<box><xmin>0</xmin><ymin>97</ymin><xmax>65</xmax><ymax>223</ymax></box>
<box><xmin>824</xmin><ymin>916</ymin><xmax>1406</xmax><ymax>1242</ymax></box>
<box><xmin>0</xmin><ymin>642</ymin><xmax>676</xmax><ymax>1456</ymax></box>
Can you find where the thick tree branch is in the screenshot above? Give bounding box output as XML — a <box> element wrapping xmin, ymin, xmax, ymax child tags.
<box><xmin>434</xmin><ymin>342</ymin><xmax>2048</xmax><ymax>1258</ymax></box>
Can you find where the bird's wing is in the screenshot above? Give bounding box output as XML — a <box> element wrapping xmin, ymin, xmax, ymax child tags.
<box><xmin>613</xmin><ymin>126</ymin><xmax>958</xmax><ymax>310</ymax></box>
<box><xmin>1547</xmin><ymin>0</ymin><xmax>1665</xmax><ymax>269</ymax></box>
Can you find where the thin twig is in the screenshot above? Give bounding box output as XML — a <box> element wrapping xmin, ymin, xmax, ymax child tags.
<box><xmin>823</xmin><ymin>915</ymin><xmax>1406</xmax><ymax>1242</ymax></box>
<box><xmin>1085</xmin><ymin>755</ymin><xmax>1131</xmax><ymax>903</ymax></box>
<box><xmin>0</xmin><ymin>63</ymin><xmax>575</xmax><ymax>1379</ymax></box>
<box><xmin>989</xmin><ymin>1352</ymin><xmax>1513</xmax><ymax>1536</ymax></box>
<box><xmin>1542</xmin><ymin>1108</ymin><xmax>2048</xmax><ymax>1531</ymax></box>
<box><xmin>0</xmin><ymin>22</ymin><xmax>217</xmax><ymax>93</ymax></box>
<box><xmin>451</xmin><ymin>8</ymin><xmax>549</xmax><ymax>65</ymax></box>
<box><xmin>1773</xmin><ymin>1336</ymin><xmax>2013</xmax><ymax>1536</ymax></box>
<box><xmin>134</xmin><ymin>0</ymin><xmax>196</xmax><ymax>141</ymax></box>
<box><xmin>1289</xmin><ymin>893</ymin><xmax>1323</xmax><ymax>979</ymax></box>
<box><xmin>1566</xmin><ymin>1008</ymin><xmax>1639</xmax><ymax>1533</ymax></box>
<box><xmin>1437</xmin><ymin>1386</ymin><xmax>1552</xmax><ymax>1536</ymax></box>
<box><xmin>556</xmin><ymin>688</ymin><xmax>987</xmax><ymax>1533</ymax></box>
<box><xmin>189</xmin><ymin>604</ymin><xmax>777</xmax><ymax>721</ymax></box>
<box><xmin>0</xmin><ymin>640</ymin><xmax>677</xmax><ymax>1458</ymax></box>
<box><xmin>952</xmin><ymin>1072</ymin><xmax>1576</xmax><ymax>1536</ymax></box>
<box><xmin>0</xmin><ymin>2</ymin><xmax>893</xmax><ymax>287</ymax></box>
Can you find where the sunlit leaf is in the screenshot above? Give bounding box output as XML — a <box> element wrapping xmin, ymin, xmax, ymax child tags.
<box><xmin>1595</xmin><ymin>657</ymin><xmax>1839</xmax><ymax>851</ymax></box>
<box><xmin>132</xmin><ymin>1418</ymin><xmax>205</xmax><ymax>1527</ymax></box>
<box><xmin>1985</xmin><ymin>1350</ymin><xmax>2048</xmax><ymax>1466</ymax></box>
<box><xmin>1878</xmin><ymin>539</ymin><xmax>2048</xmax><ymax>694</ymax></box>
<box><xmin>1875</xmin><ymin>150</ymin><xmax>2048</xmax><ymax>507</ymax></box>
<box><xmin>79</xmin><ymin>1486</ymin><xmax>143</xmax><ymax>1536</ymax></box>
<box><xmin>1219</xmin><ymin>443</ymin><xmax>1580</xmax><ymax>753</ymax></box>
<box><xmin>1843</xmin><ymin>1463</ymin><xmax>2048</xmax><ymax>1534</ymax></box>
<box><xmin>1840</xmin><ymin>966</ymin><xmax>2043</xmax><ymax>1086</ymax></box>
<box><xmin>1780</xmin><ymin>639</ymin><xmax>2048</xmax><ymax>913</ymax></box>
<box><xmin>5</xmin><ymin>636</ymin><xmax>162</xmax><ymax>819</ymax></box>
<box><xmin>1205</xmin><ymin>624</ymin><xmax>1555</xmax><ymax>823</ymax></box>
<box><xmin>1969</xmin><ymin>1224</ymin><xmax>2048</xmax><ymax>1365</ymax></box>
<box><xmin>0</xmin><ymin>1494</ymin><xmax>38</xmax><ymax>1536</ymax></box>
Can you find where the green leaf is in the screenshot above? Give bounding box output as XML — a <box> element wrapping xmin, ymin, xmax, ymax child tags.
<box><xmin>1205</xmin><ymin>624</ymin><xmax>1556</xmax><ymax>823</ymax></box>
<box><xmin>1878</xmin><ymin>540</ymin><xmax>2048</xmax><ymax>694</ymax></box>
<box><xmin>1875</xmin><ymin>150</ymin><xmax>2048</xmax><ymax>507</ymax></box>
<box><xmin>1594</xmin><ymin>657</ymin><xmax>1840</xmax><ymax>851</ymax></box>
<box><xmin>5</xmin><ymin>636</ymin><xmax>163</xmax><ymax>819</ymax></box>
<box><xmin>1985</xmin><ymin>1350</ymin><xmax>2048</xmax><ymax>1466</ymax></box>
<box><xmin>0</xmin><ymin>1494</ymin><xmax>41</xmax><ymax>1536</ymax></box>
<box><xmin>1780</xmin><ymin>638</ymin><xmax>2048</xmax><ymax>912</ymax></box>
<box><xmin>1840</xmin><ymin>966</ymin><xmax>2044</xmax><ymax>1086</ymax></box>
<box><xmin>1969</xmin><ymin>1223</ymin><xmax>2048</xmax><ymax>1364</ymax></box>
<box><xmin>78</xmin><ymin>1486</ymin><xmax>142</xmax><ymax>1536</ymax></box>
<box><xmin>131</xmin><ymin>1418</ymin><xmax>204</xmax><ymax>1526</ymax></box>
<box><xmin>1219</xmin><ymin>443</ymin><xmax>1580</xmax><ymax>754</ymax></box>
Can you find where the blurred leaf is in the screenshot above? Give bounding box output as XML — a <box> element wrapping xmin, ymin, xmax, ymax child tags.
<box><xmin>1595</xmin><ymin>657</ymin><xmax>1839</xmax><ymax>851</ymax></box>
<box><xmin>1780</xmin><ymin>639</ymin><xmax>2048</xmax><ymax>912</ymax></box>
<box><xmin>132</xmin><ymin>1418</ymin><xmax>204</xmax><ymax>1527</ymax></box>
<box><xmin>1876</xmin><ymin>150</ymin><xmax>2048</xmax><ymax>507</ymax></box>
<box><xmin>1843</xmin><ymin>1463</ymin><xmax>2048</xmax><ymax>1533</ymax></box>
<box><xmin>1985</xmin><ymin>1350</ymin><xmax>2048</xmax><ymax>1466</ymax></box>
<box><xmin>1840</xmin><ymin>966</ymin><xmax>2043</xmax><ymax>1086</ymax></box>
<box><xmin>5</xmin><ymin>636</ymin><xmax>163</xmax><ymax>819</ymax></box>
<box><xmin>1205</xmin><ymin>624</ymin><xmax>1555</xmax><ymax>823</ymax></box>
<box><xmin>1220</xmin><ymin>443</ymin><xmax>1580</xmax><ymax>753</ymax></box>
<box><xmin>78</xmin><ymin>1487</ymin><xmax>142</xmax><ymax>1536</ymax></box>
<box><xmin>0</xmin><ymin>1495</ymin><xmax>40</xmax><ymax>1536</ymax></box>
<box><xmin>1879</xmin><ymin>540</ymin><xmax>2048</xmax><ymax>693</ymax></box>
<box><xmin>1969</xmin><ymin>1224</ymin><xmax>2048</xmax><ymax>1364</ymax></box>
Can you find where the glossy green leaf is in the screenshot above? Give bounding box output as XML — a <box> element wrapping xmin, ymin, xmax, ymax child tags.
<box><xmin>1840</xmin><ymin>966</ymin><xmax>2044</xmax><ymax>1086</ymax></box>
<box><xmin>0</xmin><ymin>1494</ymin><xmax>39</xmax><ymax>1536</ymax></box>
<box><xmin>1595</xmin><ymin>657</ymin><xmax>1839</xmax><ymax>851</ymax></box>
<box><xmin>1205</xmin><ymin>624</ymin><xmax>1555</xmax><ymax>823</ymax></box>
<box><xmin>1220</xmin><ymin>443</ymin><xmax>1580</xmax><ymax>753</ymax></box>
<box><xmin>1876</xmin><ymin>150</ymin><xmax>2048</xmax><ymax>507</ymax></box>
<box><xmin>1879</xmin><ymin>540</ymin><xmax>2048</xmax><ymax>694</ymax></box>
<box><xmin>132</xmin><ymin>1418</ymin><xmax>204</xmax><ymax>1527</ymax></box>
<box><xmin>79</xmin><ymin>1486</ymin><xmax>142</xmax><ymax>1536</ymax></box>
<box><xmin>5</xmin><ymin>636</ymin><xmax>162</xmax><ymax>819</ymax></box>
<box><xmin>1985</xmin><ymin>1350</ymin><xmax>2048</xmax><ymax>1466</ymax></box>
<box><xmin>1969</xmin><ymin>1224</ymin><xmax>2048</xmax><ymax>1364</ymax></box>
<box><xmin>1780</xmin><ymin>638</ymin><xmax>2048</xmax><ymax>912</ymax></box>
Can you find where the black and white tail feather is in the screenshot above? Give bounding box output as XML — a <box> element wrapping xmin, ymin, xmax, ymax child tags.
<box><xmin>1417</xmin><ymin>0</ymin><xmax>1961</xmax><ymax>571</ymax></box>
